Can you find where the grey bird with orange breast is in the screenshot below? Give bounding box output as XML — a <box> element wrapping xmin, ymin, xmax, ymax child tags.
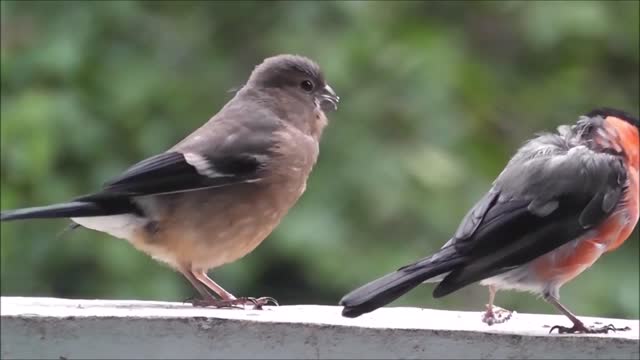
<box><xmin>1</xmin><ymin>54</ymin><xmax>340</xmax><ymax>308</ymax></box>
<box><xmin>340</xmin><ymin>108</ymin><xmax>638</xmax><ymax>334</ymax></box>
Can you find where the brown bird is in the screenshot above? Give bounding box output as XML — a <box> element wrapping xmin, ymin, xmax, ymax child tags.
<box><xmin>0</xmin><ymin>54</ymin><xmax>339</xmax><ymax>308</ymax></box>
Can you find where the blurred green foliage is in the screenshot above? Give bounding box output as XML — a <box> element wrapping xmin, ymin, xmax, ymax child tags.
<box><xmin>1</xmin><ymin>0</ymin><xmax>638</xmax><ymax>320</ymax></box>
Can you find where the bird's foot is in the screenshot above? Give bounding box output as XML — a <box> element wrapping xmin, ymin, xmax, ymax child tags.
<box><xmin>183</xmin><ymin>297</ymin><xmax>241</xmax><ymax>309</ymax></box>
<box><xmin>482</xmin><ymin>305</ymin><xmax>514</xmax><ymax>326</ymax></box>
<box><xmin>231</xmin><ymin>296</ymin><xmax>279</xmax><ymax>310</ymax></box>
<box><xmin>548</xmin><ymin>322</ymin><xmax>631</xmax><ymax>334</ymax></box>
<box><xmin>187</xmin><ymin>296</ymin><xmax>278</xmax><ymax>310</ymax></box>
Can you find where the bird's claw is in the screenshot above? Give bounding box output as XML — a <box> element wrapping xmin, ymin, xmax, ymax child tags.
<box><xmin>482</xmin><ymin>305</ymin><xmax>513</xmax><ymax>326</ymax></box>
<box><xmin>184</xmin><ymin>297</ymin><xmax>243</xmax><ymax>309</ymax></box>
<box><xmin>548</xmin><ymin>323</ymin><xmax>631</xmax><ymax>334</ymax></box>
<box><xmin>236</xmin><ymin>296</ymin><xmax>279</xmax><ymax>310</ymax></box>
<box><xmin>185</xmin><ymin>296</ymin><xmax>278</xmax><ymax>310</ymax></box>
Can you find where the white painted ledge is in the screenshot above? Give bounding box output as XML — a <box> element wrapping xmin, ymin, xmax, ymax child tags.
<box><xmin>1</xmin><ymin>296</ymin><xmax>638</xmax><ymax>359</ymax></box>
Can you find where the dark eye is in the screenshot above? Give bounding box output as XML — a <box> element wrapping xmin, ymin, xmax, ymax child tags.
<box><xmin>300</xmin><ymin>80</ymin><xmax>314</xmax><ymax>92</ymax></box>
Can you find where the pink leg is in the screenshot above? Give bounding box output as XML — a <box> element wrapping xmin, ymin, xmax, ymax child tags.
<box><xmin>192</xmin><ymin>269</ymin><xmax>236</xmax><ymax>300</ymax></box>
<box><xmin>184</xmin><ymin>268</ymin><xmax>278</xmax><ymax>310</ymax></box>
<box><xmin>481</xmin><ymin>285</ymin><xmax>513</xmax><ymax>325</ymax></box>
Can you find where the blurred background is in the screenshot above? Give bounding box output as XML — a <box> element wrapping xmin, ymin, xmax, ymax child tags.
<box><xmin>1</xmin><ymin>0</ymin><xmax>638</xmax><ymax>320</ymax></box>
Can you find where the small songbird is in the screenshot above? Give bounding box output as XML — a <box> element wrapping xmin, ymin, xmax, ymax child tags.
<box><xmin>340</xmin><ymin>108</ymin><xmax>638</xmax><ymax>334</ymax></box>
<box><xmin>1</xmin><ymin>54</ymin><xmax>339</xmax><ymax>308</ymax></box>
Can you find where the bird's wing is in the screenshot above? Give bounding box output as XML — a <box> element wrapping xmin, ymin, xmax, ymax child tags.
<box><xmin>433</xmin><ymin>135</ymin><xmax>627</xmax><ymax>297</ymax></box>
<box><xmin>75</xmin><ymin>119</ymin><xmax>280</xmax><ymax>201</ymax></box>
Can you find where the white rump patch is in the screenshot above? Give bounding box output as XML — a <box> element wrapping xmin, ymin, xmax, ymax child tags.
<box><xmin>71</xmin><ymin>215</ymin><xmax>145</xmax><ymax>241</ymax></box>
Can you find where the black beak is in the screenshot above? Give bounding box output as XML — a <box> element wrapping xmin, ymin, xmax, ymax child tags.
<box><xmin>318</xmin><ymin>84</ymin><xmax>339</xmax><ymax>112</ymax></box>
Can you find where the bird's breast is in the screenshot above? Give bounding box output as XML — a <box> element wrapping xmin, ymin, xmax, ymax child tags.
<box><xmin>130</xmin><ymin>175</ymin><xmax>311</xmax><ymax>271</ymax></box>
<box><xmin>604</xmin><ymin>166</ymin><xmax>639</xmax><ymax>251</ymax></box>
<box><xmin>530</xmin><ymin>173</ymin><xmax>639</xmax><ymax>286</ymax></box>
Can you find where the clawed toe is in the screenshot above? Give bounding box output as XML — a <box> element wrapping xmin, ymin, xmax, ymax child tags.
<box><xmin>186</xmin><ymin>298</ymin><xmax>243</xmax><ymax>309</ymax></box>
<box><xmin>186</xmin><ymin>296</ymin><xmax>278</xmax><ymax>310</ymax></box>
<box><xmin>548</xmin><ymin>323</ymin><xmax>631</xmax><ymax>334</ymax></box>
<box><xmin>253</xmin><ymin>296</ymin><xmax>279</xmax><ymax>308</ymax></box>
<box><xmin>482</xmin><ymin>305</ymin><xmax>513</xmax><ymax>326</ymax></box>
<box><xmin>235</xmin><ymin>296</ymin><xmax>279</xmax><ymax>309</ymax></box>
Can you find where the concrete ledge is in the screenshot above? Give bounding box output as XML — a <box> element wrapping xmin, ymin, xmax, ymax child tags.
<box><xmin>1</xmin><ymin>296</ymin><xmax>638</xmax><ymax>359</ymax></box>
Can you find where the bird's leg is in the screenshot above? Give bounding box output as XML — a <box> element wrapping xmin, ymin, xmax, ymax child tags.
<box><xmin>481</xmin><ymin>285</ymin><xmax>513</xmax><ymax>325</ymax></box>
<box><xmin>192</xmin><ymin>269</ymin><xmax>237</xmax><ymax>301</ymax></box>
<box><xmin>180</xmin><ymin>269</ymin><xmax>220</xmax><ymax>305</ymax></box>
<box><xmin>180</xmin><ymin>269</ymin><xmax>242</xmax><ymax>309</ymax></box>
<box><xmin>189</xmin><ymin>269</ymin><xmax>278</xmax><ymax>310</ymax></box>
<box><xmin>544</xmin><ymin>293</ymin><xmax>630</xmax><ymax>334</ymax></box>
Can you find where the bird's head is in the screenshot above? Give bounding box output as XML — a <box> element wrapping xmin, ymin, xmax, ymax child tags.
<box><xmin>248</xmin><ymin>54</ymin><xmax>340</xmax><ymax>114</ymax></box>
<box><xmin>577</xmin><ymin>108</ymin><xmax>639</xmax><ymax>168</ymax></box>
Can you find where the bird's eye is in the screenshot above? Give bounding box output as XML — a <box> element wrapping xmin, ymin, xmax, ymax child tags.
<box><xmin>300</xmin><ymin>80</ymin><xmax>314</xmax><ymax>92</ymax></box>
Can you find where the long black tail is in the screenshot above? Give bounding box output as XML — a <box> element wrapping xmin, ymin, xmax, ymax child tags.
<box><xmin>339</xmin><ymin>246</ymin><xmax>463</xmax><ymax>318</ymax></box>
<box><xmin>1</xmin><ymin>201</ymin><xmax>129</xmax><ymax>221</ymax></box>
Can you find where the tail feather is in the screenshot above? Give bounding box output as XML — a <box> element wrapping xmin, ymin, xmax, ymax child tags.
<box><xmin>339</xmin><ymin>247</ymin><xmax>463</xmax><ymax>318</ymax></box>
<box><xmin>1</xmin><ymin>201</ymin><xmax>117</xmax><ymax>221</ymax></box>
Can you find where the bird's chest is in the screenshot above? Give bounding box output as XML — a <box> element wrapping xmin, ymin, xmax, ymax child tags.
<box><xmin>527</xmin><ymin>169</ymin><xmax>639</xmax><ymax>285</ymax></box>
<box><xmin>601</xmin><ymin>167</ymin><xmax>639</xmax><ymax>251</ymax></box>
<box><xmin>269</xmin><ymin>132</ymin><xmax>319</xmax><ymax>200</ymax></box>
<box><xmin>198</xmin><ymin>181</ymin><xmax>308</xmax><ymax>266</ymax></box>
<box><xmin>561</xmin><ymin>166</ymin><xmax>639</xmax><ymax>259</ymax></box>
<box><xmin>133</xmin><ymin>178</ymin><xmax>310</xmax><ymax>270</ymax></box>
